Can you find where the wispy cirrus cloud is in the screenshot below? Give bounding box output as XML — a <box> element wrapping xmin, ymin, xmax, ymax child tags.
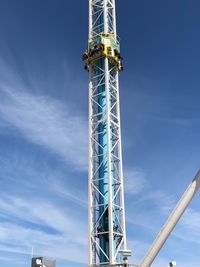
<box><xmin>172</xmin><ymin>207</ymin><xmax>200</xmax><ymax>244</ymax></box>
<box><xmin>125</xmin><ymin>167</ymin><xmax>175</xmax><ymax>213</ymax></box>
<box><xmin>0</xmin><ymin>86</ymin><xmax>87</xmax><ymax>171</ymax></box>
<box><xmin>124</xmin><ymin>168</ymin><xmax>149</xmax><ymax>195</ymax></box>
<box><xmin>0</xmin><ymin>195</ymin><xmax>87</xmax><ymax>264</ymax></box>
<box><xmin>0</xmin><ymin>151</ymin><xmax>87</xmax><ymax>208</ymax></box>
<box><xmin>0</xmin><ymin>147</ymin><xmax>88</xmax><ymax>265</ymax></box>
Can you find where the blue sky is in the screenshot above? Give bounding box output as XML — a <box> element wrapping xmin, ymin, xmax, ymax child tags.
<box><xmin>0</xmin><ymin>1</ymin><xmax>200</xmax><ymax>267</ymax></box>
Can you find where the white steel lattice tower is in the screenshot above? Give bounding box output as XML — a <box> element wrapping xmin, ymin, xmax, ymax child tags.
<box><xmin>83</xmin><ymin>1</ymin><xmax>128</xmax><ymax>266</ymax></box>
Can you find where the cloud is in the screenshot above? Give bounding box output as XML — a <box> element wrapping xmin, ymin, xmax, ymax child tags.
<box><xmin>49</xmin><ymin>177</ymin><xmax>87</xmax><ymax>208</ymax></box>
<box><xmin>0</xmin><ymin>86</ymin><xmax>87</xmax><ymax>171</ymax></box>
<box><xmin>172</xmin><ymin>207</ymin><xmax>200</xmax><ymax>244</ymax></box>
<box><xmin>0</xmin><ymin>152</ymin><xmax>87</xmax><ymax>209</ymax></box>
<box><xmin>0</xmin><ymin>195</ymin><xmax>87</xmax><ymax>264</ymax></box>
<box><xmin>124</xmin><ymin>167</ymin><xmax>175</xmax><ymax>214</ymax></box>
<box><xmin>0</xmin><ymin>148</ymin><xmax>88</xmax><ymax>265</ymax></box>
<box><xmin>181</xmin><ymin>208</ymin><xmax>200</xmax><ymax>231</ymax></box>
<box><xmin>124</xmin><ymin>168</ymin><xmax>149</xmax><ymax>195</ymax></box>
<box><xmin>127</xmin><ymin>239</ymin><xmax>150</xmax><ymax>264</ymax></box>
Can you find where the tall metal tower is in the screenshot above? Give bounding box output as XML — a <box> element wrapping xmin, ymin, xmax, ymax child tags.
<box><xmin>83</xmin><ymin>1</ymin><xmax>129</xmax><ymax>266</ymax></box>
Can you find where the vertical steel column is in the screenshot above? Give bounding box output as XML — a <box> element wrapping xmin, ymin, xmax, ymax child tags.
<box><xmin>116</xmin><ymin>72</ymin><xmax>127</xmax><ymax>252</ymax></box>
<box><xmin>88</xmin><ymin>66</ymin><xmax>93</xmax><ymax>265</ymax></box>
<box><xmin>105</xmin><ymin>56</ymin><xmax>114</xmax><ymax>264</ymax></box>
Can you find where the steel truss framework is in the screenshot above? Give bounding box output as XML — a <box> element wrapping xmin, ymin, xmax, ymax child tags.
<box><xmin>88</xmin><ymin>0</ymin><xmax>127</xmax><ymax>266</ymax></box>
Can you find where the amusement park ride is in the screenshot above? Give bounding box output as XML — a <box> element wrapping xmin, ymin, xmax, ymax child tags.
<box><xmin>82</xmin><ymin>1</ymin><xmax>200</xmax><ymax>266</ymax></box>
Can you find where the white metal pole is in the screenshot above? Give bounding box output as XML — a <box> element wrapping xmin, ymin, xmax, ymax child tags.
<box><xmin>89</xmin><ymin>0</ymin><xmax>92</xmax><ymax>38</ymax></box>
<box><xmin>116</xmin><ymin>71</ymin><xmax>127</xmax><ymax>251</ymax></box>
<box><xmin>105</xmin><ymin>57</ymin><xmax>114</xmax><ymax>264</ymax></box>
<box><xmin>88</xmin><ymin>67</ymin><xmax>93</xmax><ymax>266</ymax></box>
<box><xmin>104</xmin><ymin>2</ymin><xmax>114</xmax><ymax>262</ymax></box>
<box><xmin>112</xmin><ymin>0</ymin><xmax>117</xmax><ymax>37</ymax></box>
<box><xmin>31</xmin><ymin>246</ymin><xmax>34</xmax><ymax>259</ymax></box>
<box><xmin>104</xmin><ymin>0</ymin><xmax>108</xmax><ymax>33</ymax></box>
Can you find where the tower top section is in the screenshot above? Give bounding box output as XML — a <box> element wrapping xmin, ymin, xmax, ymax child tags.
<box><xmin>89</xmin><ymin>0</ymin><xmax>117</xmax><ymax>38</ymax></box>
<box><xmin>83</xmin><ymin>0</ymin><xmax>123</xmax><ymax>72</ymax></box>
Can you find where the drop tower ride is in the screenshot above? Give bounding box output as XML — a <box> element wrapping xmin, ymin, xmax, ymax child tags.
<box><xmin>82</xmin><ymin>2</ymin><xmax>200</xmax><ymax>267</ymax></box>
<box><xmin>83</xmin><ymin>1</ymin><xmax>129</xmax><ymax>266</ymax></box>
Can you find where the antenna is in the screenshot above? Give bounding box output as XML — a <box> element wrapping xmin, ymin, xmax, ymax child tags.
<box><xmin>31</xmin><ymin>246</ymin><xmax>34</xmax><ymax>259</ymax></box>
